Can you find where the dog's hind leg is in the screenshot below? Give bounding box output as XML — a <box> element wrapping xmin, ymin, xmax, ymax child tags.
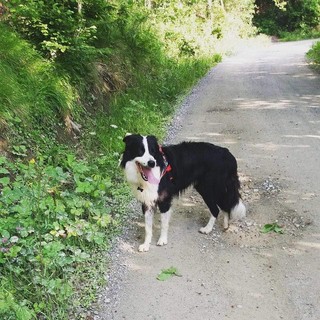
<box><xmin>195</xmin><ymin>185</ymin><xmax>220</xmax><ymax>234</ymax></box>
<box><xmin>223</xmin><ymin>211</ymin><xmax>229</xmax><ymax>230</ymax></box>
<box><xmin>199</xmin><ymin>201</ymin><xmax>219</xmax><ymax>234</ymax></box>
<box><xmin>139</xmin><ymin>205</ymin><xmax>154</xmax><ymax>252</ymax></box>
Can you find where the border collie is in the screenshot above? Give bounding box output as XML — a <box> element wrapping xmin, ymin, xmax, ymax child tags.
<box><xmin>121</xmin><ymin>134</ymin><xmax>246</xmax><ymax>252</ymax></box>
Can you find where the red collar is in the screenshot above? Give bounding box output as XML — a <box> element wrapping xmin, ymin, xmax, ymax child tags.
<box><xmin>159</xmin><ymin>146</ymin><xmax>173</xmax><ymax>180</ymax></box>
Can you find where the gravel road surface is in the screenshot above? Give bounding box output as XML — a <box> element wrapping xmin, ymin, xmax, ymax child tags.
<box><xmin>97</xmin><ymin>39</ymin><xmax>320</xmax><ymax>320</ymax></box>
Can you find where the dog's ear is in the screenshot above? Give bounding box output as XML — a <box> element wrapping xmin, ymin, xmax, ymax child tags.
<box><xmin>123</xmin><ymin>133</ymin><xmax>133</xmax><ymax>143</ymax></box>
<box><xmin>147</xmin><ymin>135</ymin><xmax>158</xmax><ymax>145</ymax></box>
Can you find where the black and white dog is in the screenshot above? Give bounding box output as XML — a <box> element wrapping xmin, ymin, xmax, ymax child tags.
<box><xmin>121</xmin><ymin>134</ymin><xmax>246</xmax><ymax>252</ymax></box>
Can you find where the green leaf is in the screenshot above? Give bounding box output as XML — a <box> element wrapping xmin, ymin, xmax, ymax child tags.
<box><xmin>274</xmin><ymin>225</ymin><xmax>284</xmax><ymax>234</ymax></box>
<box><xmin>260</xmin><ymin>224</ymin><xmax>274</xmax><ymax>233</ymax></box>
<box><xmin>1</xmin><ymin>230</ymin><xmax>10</xmax><ymax>238</ymax></box>
<box><xmin>0</xmin><ymin>168</ymin><xmax>9</xmax><ymax>174</ymax></box>
<box><xmin>6</xmin><ymin>245</ymin><xmax>21</xmax><ymax>258</ymax></box>
<box><xmin>260</xmin><ymin>223</ymin><xmax>284</xmax><ymax>234</ymax></box>
<box><xmin>157</xmin><ymin>267</ymin><xmax>182</xmax><ymax>281</ymax></box>
<box><xmin>0</xmin><ymin>177</ymin><xmax>10</xmax><ymax>186</ymax></box>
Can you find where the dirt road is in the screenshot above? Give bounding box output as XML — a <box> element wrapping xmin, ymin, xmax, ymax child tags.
<box><xmin>98</xmin><ymin>39</ymin><xmax>320</xmax><ymax>320</ymax></box>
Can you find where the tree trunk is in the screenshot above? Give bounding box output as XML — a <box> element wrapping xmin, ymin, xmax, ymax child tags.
<box><xmin>206</xmin><ymin>0</ymin><xmax>213</xmax><ymax>20</ymax></box>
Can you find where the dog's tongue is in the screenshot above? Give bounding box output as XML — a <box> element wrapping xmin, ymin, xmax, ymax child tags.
<box><xmin>142</xmin><ymin>167</ymin><xmax>160</xmax><ymax>184</ymax></box>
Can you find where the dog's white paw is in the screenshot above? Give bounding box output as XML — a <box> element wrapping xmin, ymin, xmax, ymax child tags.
<box><xmin>199</xmin><ymin>227</ymin><xmax>212</xmax><ymax>234</ymax></box>
<box><xmin>138</xmin><ymin>243</ymin><xmax>150</xmax><ymax>252</ymax></box>
<box><xmin>157</xmin><ymin>237</ymin><xmax>168</xmax><ymax>246</ymax></box>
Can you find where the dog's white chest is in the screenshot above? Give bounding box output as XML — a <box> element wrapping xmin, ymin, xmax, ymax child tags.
<box><xmin>124</xmin><ymin>161</ymin><xmax>160</xmax><ymax>208</ymax></box>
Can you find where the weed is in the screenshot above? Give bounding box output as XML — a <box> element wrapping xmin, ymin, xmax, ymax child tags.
<box><xmin>260</xmin><ymin>223</ymin><xmax>284</xmax><ymax>234</ymax></box>
<box><xmin>157</xmin><ymin>267</ymin><xmax>182</xmax><ymax>281</ymax></box>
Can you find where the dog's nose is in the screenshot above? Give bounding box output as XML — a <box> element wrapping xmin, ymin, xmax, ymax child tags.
<box><xmin>148</xmin><ymin>160</ymin><xmax>155</xmax><ymax>168</ymax></box>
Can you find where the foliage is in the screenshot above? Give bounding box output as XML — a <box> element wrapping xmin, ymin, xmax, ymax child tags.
<box><xmin>0</xmin><ymin>153</ymin><xmax>128</xmax><ymax>319</ymax></box>
<box><xmin>254</xmin><ymin>0</ymin><xmax>320</xmax><ymax>36</ymax></box>
<box><xmin>4</xmin><ymin>0</ymin><xmax>115</xmax><ymax>59</ymax></box>
<box><xmin>157</xmin><ymin>266</ymin><xmax>182</xmax><ymax>281</ymax></box>
<box><xmin>279</xmin><ymin>29</ymin><xmax>320</xmax><ymax>41</ymax></box>
<box><xmin>260</xmin><ymin>222</ymin><xmax>284</xmax><ymax>234</ymax></box>
<box><xmin>149</xmin><ymin>0</ymin><xmax>257</xmax><ymax>58</ymax></box>
<box><xmin>307</xmin><ymin>41</ymin><xmax>320</xmax><ymax>67</ymax></box>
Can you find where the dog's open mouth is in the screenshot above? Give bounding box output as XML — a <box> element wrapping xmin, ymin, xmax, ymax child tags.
<box><xmin>136</xmin><ymin>162</ymin><xmax>159</xmax><ymax>184</ymax></box>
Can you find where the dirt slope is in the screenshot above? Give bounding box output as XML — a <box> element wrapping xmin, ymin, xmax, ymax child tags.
<box><xmin>97</xmin><ymin>39</ymin><xmax>320</xmax><ymax>320</ymax></box>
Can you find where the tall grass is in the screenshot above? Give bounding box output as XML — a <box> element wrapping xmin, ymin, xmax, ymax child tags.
<box><xmin>0</xmin><ymin>24</ymin><xmax>74</xmax><ymax>129</ymax></box>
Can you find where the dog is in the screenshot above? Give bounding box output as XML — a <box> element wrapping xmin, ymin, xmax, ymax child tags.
<box><xmin>121</xmin><ymin>134</ymin><xmax>246</xmax><ymax>252</ymax></box>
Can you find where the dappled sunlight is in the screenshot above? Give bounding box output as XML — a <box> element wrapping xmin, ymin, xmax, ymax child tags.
<box><xmin>282</xmin><ymin>188</ymin><xmax>317</xmax><ymax>204</ymax></box>
<box><xmin>181</xmin><ymin>202</ymin><xmax>196</xmax><ymax>207</ymax></box>
<box><xmin>252</xmin><ymin>142</ymin><xmax>310</xmax><ymax>151</ymax></box>
<box><xmin>186</xmin><ymin>134</ymin><xmax>239</xmax><ymax>146</ymax></box>
<box><xmin>234</xmin><ymin>96</ymin><xmax>320</xmax><ymax>111</ymax></box>
<box><xmin>201</xmin><ymin>132</ymin><xmax>222</xmax><ymax>137</ymax></box>
<box><xmin>283</xmin><ymin>134</ymin><xmax>320</xmax><ymax>140</ymax></box>
<box><xmin>292</xmin><ymin>234</ymin><xmax>320</xmax><ymax>253</ymax></box>
<box><xmin>235</xmin><ymin>99</ymin><xmax>293</xmax><ymax>110</ymax></box>
<box><xmin>296</xmin><ymin>241</ymin><xmax>320</xmax><ymax>250</ymax></box>
<box><xmin>180</xmin><ymin>196</ymin><xmax>197</xmax><ymax>208</ymax></box>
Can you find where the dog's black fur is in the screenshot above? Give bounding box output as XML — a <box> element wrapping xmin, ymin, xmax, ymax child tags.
<box><xmin>121</xmin><ymin>134</ymin><xmax>241</xmax><ymax>216</ymax></box>
<box><xmin>121</xmin><ymin>134</ymin><xmax>245</xmax><ymax>251</ymax></box>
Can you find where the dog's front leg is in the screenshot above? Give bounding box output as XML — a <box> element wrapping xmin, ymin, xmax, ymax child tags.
<box><xmin>139</xmin><ymin>207</ymin><xmax>154</xmax><ymax>252</ymax></box>
<box><xmin>157</xmin><ymin>209</ymin><xmax>171</xmax><ymax>246</ymax></box>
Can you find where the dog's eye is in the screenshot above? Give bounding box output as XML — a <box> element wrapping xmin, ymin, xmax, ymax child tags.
<box><xmin>138</xmin><ymin>146</ymin><xmax>145</xmax><ymax>156</ymax></box>
<box><xmin>149</xmin><ymin>146</ymin><xmax>155</xmax><ymax>154</ymax></box>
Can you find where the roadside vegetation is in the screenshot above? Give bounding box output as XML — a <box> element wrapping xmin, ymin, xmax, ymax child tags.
<box><xmin>307</xmin><ymin>41</ymin><xmax>320</xmax><ymax>69</ymax></box>
<box><xmin>0</xmin><ymin>0</ymin><xmax>318</xmax><ymax>319</ymax></box>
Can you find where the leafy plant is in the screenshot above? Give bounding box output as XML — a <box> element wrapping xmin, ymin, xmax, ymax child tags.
<box><xmin>0</xmin><ymin>153</ymin><xmax>123</xmax><ymax>318</ymax></box>
<box><xmin>157</xmin><ymin>267</ymin><xmax>182</xmax><ymax>281</ymax></box>
<box><xmin>260</xmin><ymin>223</ymin><xmax>284</xmax><ymax>234</ymax></box>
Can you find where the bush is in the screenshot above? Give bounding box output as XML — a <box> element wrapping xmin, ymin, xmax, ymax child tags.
<box><xmin>307</xmin><ymin>41</ymin><xmax>320</xmax><ymax>66</ymax></box>
<box><xmin>4</xmin><ymin>0</ymin><xmax>115</xmax><ymax>59</ymax></box>
<box><xmin>254</xmin><ymin>0</ymin><xmax>320</xmax><ymax>36</ymax></box>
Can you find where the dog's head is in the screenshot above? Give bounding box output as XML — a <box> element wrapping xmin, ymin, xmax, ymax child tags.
<box><xmin>121</xmin><ymin>134</ymin><xmax>164</xmax><ymax>184</ymax></box>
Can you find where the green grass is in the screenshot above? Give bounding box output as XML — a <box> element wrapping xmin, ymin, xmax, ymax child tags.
<box><xmin>307</xmin><ymin>41</ymin><xmax>320</xmax><ymax>69</ymax></box>
<box><xmin>0</xmin><ymin>25</ymin><xmax>74</xmax><ymax>127</ymax></box>
<box><xmin>279</xmin><ymin>29</ymin><xmax>320</xmax><ymax>41</ymax></box>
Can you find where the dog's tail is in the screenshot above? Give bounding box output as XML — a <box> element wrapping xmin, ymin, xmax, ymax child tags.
<box><xmin>225</xmin><ymin>166</ymin><xmax>246</xmax><ymax>220</ymax></box>
<box><xmin>230</xmin><ymin>199</ymin><xmax>246</xmax><ymax>220</ymax></box>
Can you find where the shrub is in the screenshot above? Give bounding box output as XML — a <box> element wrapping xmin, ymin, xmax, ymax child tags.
<box><xmin>307</xmin><ymin>41</ymin><xmax>320</xmax><ymax>66</ymax></box>
<box><xmin>254</xmin><ymin>0</ymin><xmax>320</xmax><ymax>36</ymax></box>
